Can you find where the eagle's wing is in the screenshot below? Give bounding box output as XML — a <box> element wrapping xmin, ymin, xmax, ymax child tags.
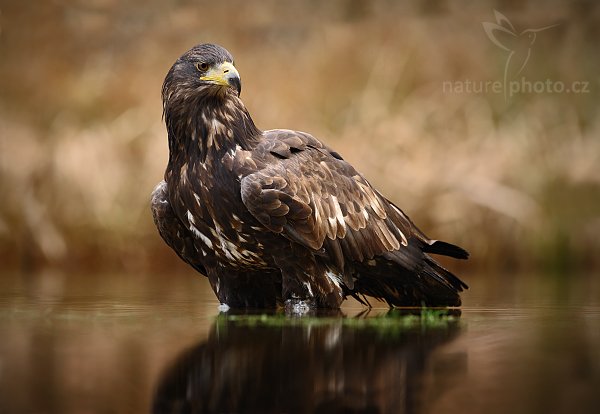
<box><xmin>240</xmin><ymin>130</ymin><xmax>420</xmax><ymax>276</ymax></box>
<box><xmin>151</xmin><ymin>180</ymin><xmax>207</xmax><ymax>275</ymax></box>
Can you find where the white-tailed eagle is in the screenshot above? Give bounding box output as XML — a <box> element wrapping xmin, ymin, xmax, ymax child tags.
<box><xmin>151</xmin><ymin>43</ymin><xmax>468</xmax><ymax>309</ymax></box>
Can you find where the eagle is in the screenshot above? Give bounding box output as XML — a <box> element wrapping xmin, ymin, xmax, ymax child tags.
<box><xmin>151</xmin><ymin>43</ymin><xmax>468</xmax><ymax>309</ymax></box>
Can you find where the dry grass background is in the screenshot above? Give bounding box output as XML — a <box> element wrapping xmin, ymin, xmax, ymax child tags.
<box><xmin>0</xmin><ymin>0</ymin><xmax>599</xmax><ymax>274</ymax></box>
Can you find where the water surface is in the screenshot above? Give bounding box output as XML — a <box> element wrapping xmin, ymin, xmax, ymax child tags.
<box><xmin>0</xmin><ymin>272</ymin><xmax>599</xmax><ymax>413</ymax></box>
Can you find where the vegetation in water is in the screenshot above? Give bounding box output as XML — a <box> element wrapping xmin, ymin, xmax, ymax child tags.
<box><xmin>218</xmin><ymin>307</ymin><xmax>461</xmax><ymax>336</ymax></box>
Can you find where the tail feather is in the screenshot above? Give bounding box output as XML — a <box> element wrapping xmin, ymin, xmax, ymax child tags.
<box><xmin>352</xmin><ymin>254</ymin><xmax>468</xmax><ymax>308</ymax></box>
<box><xmin>423</xmin><ymin>240</ymin><xmax>469</xmax><ymax>260</ymax></box>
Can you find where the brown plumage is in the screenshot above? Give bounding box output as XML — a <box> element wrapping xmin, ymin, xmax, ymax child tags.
<box><xmin>151</xmin><ymin>43</ymin><xmax>468</xmax><ymax>309</ymax></box>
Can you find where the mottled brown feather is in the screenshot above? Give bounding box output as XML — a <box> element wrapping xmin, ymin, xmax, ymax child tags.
<box><xmin>240</xmin><ymin>130</ymin><xmax>413</xmax><ymax>268</ymax></box>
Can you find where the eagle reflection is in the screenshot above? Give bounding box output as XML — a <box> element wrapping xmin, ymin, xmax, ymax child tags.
<box><xmin>153</xmin><ymin>310</ymin><xmax>463</xmax><ymax>414</ymax></box>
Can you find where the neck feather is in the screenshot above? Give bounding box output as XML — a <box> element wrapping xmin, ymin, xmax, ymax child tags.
<box><xmin>164</xmin><ymin>89</ymin><xmax>262</xmax><ymax>165</ymax></box>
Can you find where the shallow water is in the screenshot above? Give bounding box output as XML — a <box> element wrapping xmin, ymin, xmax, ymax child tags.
<box><xmin>0</xmin><ymin>272</ymin><xmax>599</xmax><ymax>414</ymax></box>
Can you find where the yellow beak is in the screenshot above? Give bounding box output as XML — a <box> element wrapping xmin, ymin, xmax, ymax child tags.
<box><xmin>200</xmin><ymin>61</ymin><xmax>241</xmax><ymax>94</ymax></box>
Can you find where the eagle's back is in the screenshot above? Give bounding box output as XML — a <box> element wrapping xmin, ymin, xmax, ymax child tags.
<box><xmin>240</xmin><ymin>129</ymin><xmax>468</xmax><ymax>307</ymax></box>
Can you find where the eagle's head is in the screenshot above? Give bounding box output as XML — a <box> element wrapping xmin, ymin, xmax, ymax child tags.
<box><xmin>162</xmin><ymin>43</ymin><xmax>242</xmax><ymax>108</ymax></box>
<box><xmin>162</xmin><ymin>43</ymin><xmax>261</xmax><ymax>161</ymax></box>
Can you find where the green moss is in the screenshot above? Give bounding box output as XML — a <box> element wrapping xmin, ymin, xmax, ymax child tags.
<box><xmin>217</xmin><ymin>308</ymin><xmax>460</xmax><ymax>336</ymax></box>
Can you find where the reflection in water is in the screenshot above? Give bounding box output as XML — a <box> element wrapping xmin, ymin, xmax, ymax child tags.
<box><xmin>153</xmin><ymin>310</ymin><xmax>464</xmax><ymax>414</ymax></box>
<box><xmin>3</xmin><ymin>273</ymin><xmax>599</xmax><ymax>414</ymax></box>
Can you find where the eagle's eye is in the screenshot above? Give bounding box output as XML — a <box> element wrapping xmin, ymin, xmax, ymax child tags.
<box><xmin>196</xmin><ymin>62</ymin><xmax>209</xmax><ymax>72</ymax></box>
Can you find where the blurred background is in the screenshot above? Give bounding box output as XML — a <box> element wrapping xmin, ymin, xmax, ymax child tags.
<box><xmin>0</xmin><ymin>0</ymin><xmax>599</xmax><ymax>276</ymax></box>
<box><xmin>2</xmin><ymin>2</ymin><xmax>600</xmax><ymax>413</ymax></box>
